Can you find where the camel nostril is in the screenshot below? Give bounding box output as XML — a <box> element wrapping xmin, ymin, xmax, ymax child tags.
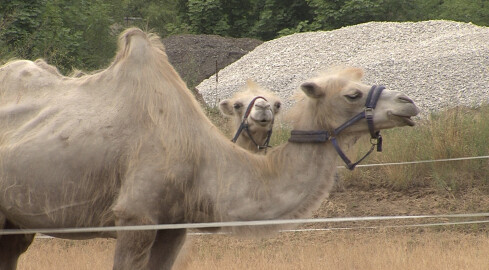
<box><xmin>255</xmin><ymin>103</ymin><xmax>271</xmax><ymax>110</ymax></box>
<box><xmin>398</xmin><ymin>95</ymin><xmax>414</xmax><ymax>104</ymax></box>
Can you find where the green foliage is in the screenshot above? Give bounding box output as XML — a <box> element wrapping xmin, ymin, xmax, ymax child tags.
<box><xmin>401</xmin><ymin>0</ymin><xmax>489</xmax><ymax>26</ymax></box>
<box><xmin>0</xmin><ymin>1</ymin><xmax>45</xmax><ymax>61</ymax></box>
<box><xmin>118</xmin><ymin>0</ymin><xmax>189</xmax><ymax>37</ymax></box>
<box><xmin>80</xmin><ymin>1</ymin><xmax>117</xmax><ymax>69</ymax></box>
<box><xmin>306</xmin><ymin>0</ymin><xmax>388</xmax><ymax>30</ymax></box>
<box><xmin>437</xmin><ymin>0</ymin><xmax>489</xmax><ymax>26</ymax></box>
<box><xmin>277</xmin><ymin>20</ymin><xmax>320</xmax><ymax>37</ymax></box>
<box><xmin>250</xmin><ymin>0</ymin><xmax>312</xmax><ymax>40</ymax></box>
<box><xmin>0</xmin><ymin>0</ymin><xmax>116</xmax><ymax>74</ymax></box>
<box><xmin>187</xmin><ymin>0</ymin><xmax>229</xmax><ymax>35</ymax></box>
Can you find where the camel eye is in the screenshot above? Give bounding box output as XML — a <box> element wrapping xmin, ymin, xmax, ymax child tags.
<box><xmin>275</xmin><ymin>102</ymin><xmax>281</xmax><ymax>109</ymax></box>
<box><xmin>233</xmin><ymin>102</ymin><xmax>243</xmax><ymax>110</ymax></box>
<box><xmin>345</xmin><ymin>91</ymin><xmax>362</xmax><ymax>101</ymax></box>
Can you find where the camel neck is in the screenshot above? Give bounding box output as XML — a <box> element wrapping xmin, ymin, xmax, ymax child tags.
<box><xmin>234</xmin><ymin>130</ymin><xmax>271</xmax><ymax>153</ymax></box>
<box><xmin>205</xmin><ymin>136</ymin><xmax>339</xmax><ymax>223</ymax></box>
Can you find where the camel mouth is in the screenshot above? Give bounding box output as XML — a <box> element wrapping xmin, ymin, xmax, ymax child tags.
<box><xmin>250</xmin><ymin>116</ymin><xmax>272</xmax><ymax>126</ymax></box>
<box><xmin>392</xmin><ymin>114</ymin><xmax>416</xmax><ymax>126</ymax></box>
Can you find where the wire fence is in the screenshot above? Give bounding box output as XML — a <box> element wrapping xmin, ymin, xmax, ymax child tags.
<box><xmin>3</xmin><ymin>212</ymin><xmax>489</xmax><ymax>236</ymax></box>
<box><xmin>2</xmin><ymin>155</ymin><xmax>489</xmax><ymax>237</ymax></box>
<box><xmin>337</xmin><ymin>155</ymin><xmax>489</xmax><ymax>169</ymax></box>
<box><xmin>33</xmin><ymin>218</ymin><xmax>489</xmax><ymax>239</ymax></box>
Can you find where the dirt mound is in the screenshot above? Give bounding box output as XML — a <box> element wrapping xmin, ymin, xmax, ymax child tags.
<box><xmin>162</xmin><ymin>34</ymin><xmax>262</xmax><ymax>102</ymax></box>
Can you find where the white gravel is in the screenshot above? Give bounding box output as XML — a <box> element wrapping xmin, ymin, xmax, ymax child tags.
<box><xmin>196</xmin><ymin>20</ymin><xmax>489</xmax><ymax>117</ymax></box>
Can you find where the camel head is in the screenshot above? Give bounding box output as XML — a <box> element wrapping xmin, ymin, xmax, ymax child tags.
<box><xmin>219</xmin><ymin>80</ymin><xmax>281</xmax><ymax>151</ymax></box>
<box><xmin>293</xmin><ymin>67</ymin><xmax>419</xmax><ymax>134</ymax></box>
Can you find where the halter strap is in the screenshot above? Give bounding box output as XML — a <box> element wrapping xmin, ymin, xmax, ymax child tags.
<box><xmin>289</xmin><ymin>130</ymin><xmax>329</xmax><ymax>143</ymax></box>
<box><xmin>365</xmin><ymin>85</ymin><xmax>385</xmax><ymax>141</ymax></box>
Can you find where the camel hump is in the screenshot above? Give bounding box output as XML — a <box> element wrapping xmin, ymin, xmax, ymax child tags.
<box><xmin>243</xmin><ymin>79</ymin><xmax>272</xmax><ymax>96</ymax></box>
<box><xmin>245</xmin><ymin>79</ymin><xmax>259</xmax><ymax>89</ymax></box>
<box><xmin>120</xmin><ymin>27</ymin><xmax>147</xmax><ymax>47</ymax></box>
<box><xmin>338</xmin><ymin>67</ymin><xmax>364</xmax><ymax>81</ymax></box>
<box><xmin>115</xmin><ymin>27</ymin><xmax>164</xmax><ymax>65</ymax></box>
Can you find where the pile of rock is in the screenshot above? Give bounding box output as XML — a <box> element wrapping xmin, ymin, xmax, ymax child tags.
<box><xmin>197</xmin><ymin>20</ymin><xmax>489</xmax><ymax>116</ymax></box>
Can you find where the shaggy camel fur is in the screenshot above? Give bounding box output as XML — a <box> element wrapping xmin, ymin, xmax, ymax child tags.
<box><xmin>0</xmin><ymin>28</ymin><xmax>419</xmax><ymax>270</ymax></box>
<box><xmin>219</xmin><ymin>80</ymin><xmax>281</xmax><ymax>152</ymax></box>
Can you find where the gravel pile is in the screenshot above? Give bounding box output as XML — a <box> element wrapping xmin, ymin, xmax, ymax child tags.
<box><xmin>196</xmin><ymin>20</ymin><xmax>489</xmax><ymax>116</ymax></box>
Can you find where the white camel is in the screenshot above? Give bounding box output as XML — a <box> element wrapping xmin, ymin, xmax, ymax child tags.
<box><xmin>219</xmin><ymin>80</ymin><xmax>281</xmax><ymax>152</ymax></box>
<box><xmin>0</xmin><ymin>28</ymin><xmax>419</xmax><ymax>270</ymax></box>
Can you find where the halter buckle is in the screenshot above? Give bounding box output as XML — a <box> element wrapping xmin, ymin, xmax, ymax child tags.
<box><xmin>370</xmin><ymin>134</ymin><xmax>383</xmax><ymax>152</ymax></box>
<box><xmin>365</xmin><ymin>107</ymin><xmax>374</xmax><ymax>119</ymax></box>
<box><xmin>370</xmin><ymin>137</ymin><xmax>378</xmax><ymax>145</ymax></box>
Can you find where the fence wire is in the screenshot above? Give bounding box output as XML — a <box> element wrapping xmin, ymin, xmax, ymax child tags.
<box><xmin>338</xmin><ymin>155</ymin><xmax>489</xmax><ymax>169</ymax></box>
<box><xmin>3</xmin><ymin>155</ymin><xmax>489</xmax><ymax>237</ymax></box>
<box><xmin>2</xmin><ymin>212</ymin><xmax>489</xmax><ymax>236</ymax></box>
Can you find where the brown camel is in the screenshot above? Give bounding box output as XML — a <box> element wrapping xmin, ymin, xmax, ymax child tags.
<box><xmin>219</xmin><ymin>80</ymin><xmax>281</xmax><ymax>152</ymax></box>
<box><xmin>0</xmin><ymin>28</ymin><xmax>419</xmax><ymax>270</ymax></box>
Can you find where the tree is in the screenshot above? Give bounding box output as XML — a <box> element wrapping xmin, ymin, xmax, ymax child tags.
<box><xmin>381</xmin><ymin>0</ymin><xmax>418</xmax><ymax>22</ymax></box>
<box><xmin>438</xmin><ymin>0</ymin><xmax>489</xmax><ymax>26</ymax></box>
<box><xmin>0</xmin><ymin>0</ymin><xmax>117</xmax><ymax>73</ymax></box>
<box><xmin>220</xmin><ymin>0</ymin><xmax>256</xmax><ymax>37</ymax></box>
<box><xmin>306</xmin><ymin>0</ymin><xmax>384</xmax><ymax>30</ymax></box>
<box><xmin>118</xmin><ymin>0</ymin><xmax>189</xmax><ymax>37</ymax></box>
<box><xmin>186</xmin><ymin>0</ymin><xmax>229</xmax><ymax>35</ymax></box>
<box><xmin>250</xmin><ymin>0</ymin><xmax>312</xmax><ymax>40</ymax></box>
<box><xmin>0</xmin><ymin>1</ymin><xmax>45</xmax><ymax>60</ymax></box>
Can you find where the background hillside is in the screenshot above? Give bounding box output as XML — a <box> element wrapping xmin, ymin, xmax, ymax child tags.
<box><xmin>2</xmin><ymin>0</ymin><xmax>489</xmax><ymax>77</ymax></box>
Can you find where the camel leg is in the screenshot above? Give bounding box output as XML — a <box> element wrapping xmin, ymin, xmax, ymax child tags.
<box><xmin>112</xmin><ymin>163</ymin><xmax>189</xmax><ymax>269</ymax></box>
<box><xmin>148</xmin><ymin>229</ymin><xmax>187</xmax><ymax>270</ymax></box>
<box><xmin>113</xmin><ymin>223</ymin><xmax>157</xmax><ymax>270</ymax></box>
<box><xmin>0</xmin><ymin>216</ymin><xmax>35</xmax><ymax>270</ymax></box>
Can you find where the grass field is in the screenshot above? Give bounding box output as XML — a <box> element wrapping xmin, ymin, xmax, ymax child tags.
<box><xmin>18</xmin><ymin>229</ymin><xmax>489</xmax><ymax>270</ymax></box>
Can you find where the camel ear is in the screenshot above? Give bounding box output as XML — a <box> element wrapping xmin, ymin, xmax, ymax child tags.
<box><xmin>273</xmin><ymin>101</ymin><xmax>282</xmax><ymax>114</ymax></box>
<box><xmin>219</xmin><ymin>100</ymin><xmax>234</xmax><ymax>116</ymax></box>
<box><xmin>300</xmin><ymin>82</ymin><xmax>324</xmax><ymax>98</ymax></box>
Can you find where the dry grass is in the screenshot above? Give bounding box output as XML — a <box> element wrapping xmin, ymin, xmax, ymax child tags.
<box><xmin>17</xmin><ymin>238</ymin><xmax>114</xmax><ymax>270</ymax></box>
<box><xmin>340</xmin><ymin>106</ymin><xmax>489</xmax><ymax>192</ymax></box>
<box><xmin>18</xmin><ymin>230</ymin><xmax>489</xmax><ymax>270</ymax></box>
